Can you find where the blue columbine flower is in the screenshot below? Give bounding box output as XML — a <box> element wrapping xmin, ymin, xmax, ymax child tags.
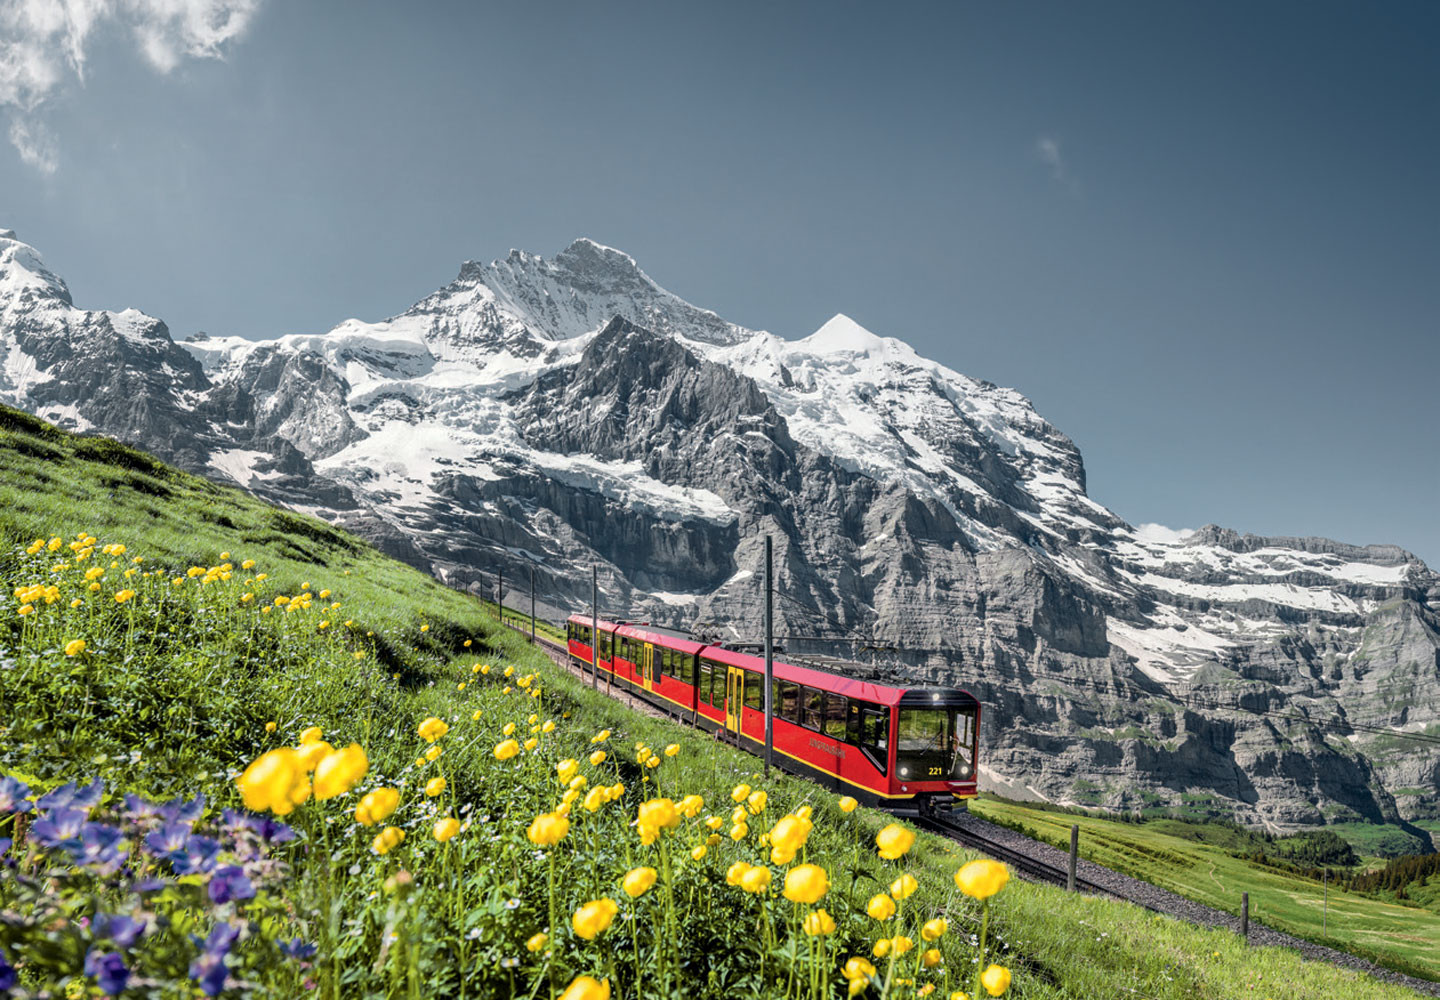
<box><xmin>132</xmin><ymin>875</ymin><xmax>169</xmax><ymax>893</ymax></box>
<box><xmin>37</xmin><ymin>778</ymin><xmax>104</xmax><ymax>815</ymax></box>
<box><xmin>168</xmin><ymin>834</ymin><xmax>221</xmax><ymax>876</ymax></box>
<box><xmin>160</xmin><ymin>793</ymin><xmax>205</xmax><ymax>825</ymax></box>
<box><xmin>92</xmin><ymin>913</ymin><xmax>147</xmax><ymax>950</ymax></box>
<box><xmin>278</xmin><ymin>938</ymin><xmax>317</xmax><ymax>960</ymax></box>
<box><xmin>0</xmin><ymin>775</ymin><xmax>32</xmax><ymax>814</ymax></box>
<box><xmin>189</xmin><ymin>951</ymin><xmax>228</xmax><ymax>997</ymax></box>
<box><xmin>84</xmin><ymin>949</ymin><xmax>129</xmax><ymax>996</ymax></box>
<box><xmin>77</xmin><ymin>822</ymin><xmax>129</xmax><ymax>870</ymax></box>
<box><xmin>0</xmin><ymin>950</ymin><xmax>15</xmax><ymax>991</ymax></box>
<box><xmin>222</xmin><ymin>808</ymin><xmax>295</xmax><ymax>843</ymax></box>
<box><xmin>144</xmin><ymin>821</ymin><xmax>191</xmax><ymax>857</ymax></box>
<box><xmin>29</xmin><ymin>807</ymin><xmax>87</xmax><ymax>853</ymax></box>
<box><xmin>208</xmin><ymin>865</ymin><xmax>255</xmax><ymax>904</ymax></box>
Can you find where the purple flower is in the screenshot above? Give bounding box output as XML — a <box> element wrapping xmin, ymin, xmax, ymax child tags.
<box><xmin>0</xmin><ymin>950</ymin><xmax>14</xmax><ymax>991</ymax></box>
<box><xmin>201</xmin><ymin>922</ymin><xmax>241</xmax><ymax>957</ymax></box>
<box><xmin>0</xmin><ymin>775</ymin><xmax>32</xmax><ymax>814</ymax></box>
<box><xmin>279</xmin><ymin>938</ymin><xmax>317</xmax><ymax>960</ymax></box>
<box><xmin>169</xmin><ymin>834</ymin><xmax>221</xmax><ymax>875</ymax></box>
<box><xmin>0</xmin><ymin>837</ymin><xmax>10</xmax><ymax>858</ymax></box>
<box><xmin>189</xmin><ymin>951</ymin><xmax>228</xmax><ymax>997</ymax></box>
<box><xmin>208</xmin><ymin>865</ymin><xmax>255</xmax><ymax>904</ymax></box>
<box><xmin>93</xmin><ymin>913</ymin><xmax>147</xmax><ymax>950</ymax></box>
<box><xmin>145</xmin><ymin>822</ymin><xmax>191</xmax><ymax>856</ymax></box>
<box><xmin>161</xmin><ymin>794</ymin><xmax>205</xmax><ymax>825</ymax></box>
<box><xmin>222</xmin><ymin>808</ymin><xmax>294</xmax><ymax>843</ymax></box>
<box><xmin>29</xmin><ymin>808</ymin><xmax>87</xmax><ymax>853</ymax></box>
<box><xmin>37</xmin><ymin>779</ymin><xmax>104</xmax><ymax>815</ymax></box>
<box><xmin>132</xmin><ymin>875</ymin><xmax>169</xmax><ymax>893</ymax></box>
<box><xmin>77</xmin><ymin>822</ymin><xmax>129</xmax><ymax>870</ymax></box>
<box><xmin>84</xmin><ymin>949</ymin><xmax>129</xmax><ymax>996</ymax></box>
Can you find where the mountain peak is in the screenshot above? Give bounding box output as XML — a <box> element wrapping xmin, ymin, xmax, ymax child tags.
<box><xmin>799</xmin><ymin>313</ymin><xmax>892</xmax><ymax>356</ymax></box>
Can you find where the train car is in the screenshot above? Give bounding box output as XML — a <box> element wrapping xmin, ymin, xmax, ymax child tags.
<box><xmin>564</xmin><ymin>613</ymin><xmax>980</xmax><ymax>812</ymax></box>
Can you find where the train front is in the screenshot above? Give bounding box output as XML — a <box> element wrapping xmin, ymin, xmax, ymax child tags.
<box><xmin>892</xmin><ymin>689</ymin><xmax>981</xmax><ymax>811</ymax></box>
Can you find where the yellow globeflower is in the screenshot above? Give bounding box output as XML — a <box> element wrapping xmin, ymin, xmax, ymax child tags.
<box><xmin>583</xmin><ymin>787</ymin><xmax>608</xmax><ymax>813</ymax></box>
<box><xmin>572</xmin><ymin>899</ymin><xmax>618</xmax><ymax>940</ymax></box>
<box><xmin>433</xmin><ymin>817</ymin><xmax>461</xmax><ymax>842</ymax></box>
<box><xmin>746</xmin><ymin>790</ymin><xmax>768</xmax><ymax>815</ymax></box>
<box><xmin>464</xmin><ymin>639</ymin><xmax>473</xmax><ymax>648</ymax></box>
<box><xmin>113</xmin><ymin>589</ymin><xmax>135</xmax><ymax>603</ymax></box>
<box><xmin>889</xmin><ymin>872</ymin><xmax>919</xmax><ymax>900</ymax></box>
<box><xmin>472</xmin><ymin>710</ymin><xmax>482</xmax><ymax>721</ymax></box>
<box><xmin>803</xmin><ymin>908</ymin><xmax>837</xmax><ymax>936</ymax></box>
<box><xmin>502</xmin><ymin>722</ymin><xmax>516</xmax><ymax>737</ymax></box>
<box><xmin>872</xmin><ymin>939</ymin><xmax>891</xmax><ymax>959</ymax></box>
<box><xmin>69</xmin><ymin>598</ymin><xmax>82</xmax><ymax>608</ymax></box>
<box><xmin>953</xmin><ymin>859</ymin><xmax>1010</xmax><ymax>900</ymax></box>
<box><xmin>299</xmin><ymin>726</ymin><xmax>324</xmax><ymax>744</ymax></box>
<box><xmin>770</xmin><ymin>814</ymin><xmax>812</xmax><ymax>854</ymax></box>
<box><xmin>356</xmin><ymin>787</ymin><xmax>401</xmax><ymax>826</ymax></box>
<box><xmin>523</xmin><ymin>737</ymin><xmax>538</xmax><ymax>751</ymax></box>
<box><xmin>494</xmin><ymin>739</ymin><xmax>521</xmax><ymax>760</ymax></box>
<box><xmin>677</xmin><ymin>794</ymin><xmax>704</xmax><ymax>818</ymax></box>
<box><xmin>888</xmin><ymin>935</ymin><xmax>914</xmax><ymax>955</ymax></box>
<box><xmin>664</xmin><ymin>744</ymin><xmax>680</xmax><ymax>757</ymax></box>
<box><xmin>558</xmin><ymin>759</ymin><xmax>580</xmax><ymax>783</ymax></box>
<box><xmin>796</xmin><ymin>805</ymin><xmax>813</xmax><ymax>821</ymax></box>
<box><xmin>265</xmin><ymin>721</ymin><xmax>277</xmax><ymax>733</ymax></box>
<box><xmin>875</xmin><ymin>823</ymin><xmax>916</xmax><ymax>860</ymax></box>
<box><xmin>783</xmin><ymin>864</ymin><xmax>830</xmax><ymax>904</ymax></box>
<box><xmin>866</xmin><ymin>893</ymin><xmax>896</xmax><ymax>921</ymax></box>
<box><xmin>236</xmin><ymin>748</ymin><xmax>306</xmax><ymax>815</ymax></box>
<box><xmin>729</xmin><ymin>823</ymin><xmax>748</xmax><ymax>841</ymax></box>
<box><xmin>980</xmin><ymin>965</ymin><xmax>1011</xmax><ymax>996</ymax></box>
<box><xmin>528</xmin><ymin>811</ymin><xmax>570</xmax><ymax>847</ymax></box>
<box><xmin>609</xmin><ymin>782</ymin><xmax>624</xmax><ymax>799</ymax></box>
<box><xmin>559</xmin><ymin>976</ymin><xmax>611</xmax><ymax>1000</ymax></box>
<box><xmin>690</xmin><ymin>845</ymin><xmax>707</xmax><ymax>861</ymax></box>
<box><xmin>425</xmin><ymin>745</ymin><xmax>443</xmax><ymax>762</ymax></box>
<box><xmin>63</xmin><ymin>639</ymin><xmax>86</xmax><ymax>656</ymax></box>
<box><xmin>418</xmin><ymin>717</ymin><xmax>450</xmax><ymax>743</ymax></box>
<box><xmin>838</xmin><ymin>795</ymin><xmax>859</xmax><ymax>813</ymax></box>
<box><xmin>705</xmin><ymin>815</ymin><xmax>724</xmax><ymax>831</ymax></box>
<box><xmin>921</xmin><ymin>917</ymin><xmax>948</xmax><ymax>942</ymax></box>
<box><xmin>731</xmin><ymin>783</ymin><xmax>751</xmax><ymax>803</ymax></box>
<box><xmin>313</xmin><ymin>744</ymin><xmax>369</xmax><ymax>800</ymax></box>
<box><xmin>637</xmin><ymin>798</ymin><xmax>680</xmax><ymax>831</ymax></box>
<box><xmin>771</xmin><ymin>845</ymin><xmax>796</xmax><ymax>866</ymax></box>
<box><xmin>425</xmin><ymin>777</ymin><xmax>447</xmax><ymax>797</ymax></box>
<box><xmin>843</xmin><ymin>957</ymin><xmax>877</xmax><ymax>983</ymax></box>
<box><xmin>568</xmin><ymin>776</ymin><xmax>588</xmax><ymax>792</ymax></box>
<box><xmin>589</xmin><ymin>750</ymin><xmax>607</xmax><ymax>767</ymax></box>
<box><xmin>526</xmin><ymin>932</ymin><xmax>548</xmax><ymax>953</ymax></box>
<box><xmin>296</xmin><ymin>740</ymin><xmax>333</xmax><ymax>771</ymax></box>
<box><xmin>725</xmin><ymin>861</ymin><xmax>751</xmax><ymax>886</ymax></box>
<box><xmin>739</xmin><ymin>866</ymin><xmax>772</xmax><ymax>894</ymax></box>
<box><xmin>732</xmin><ymin>805</ymin><xmax>749</xmax><ymax>825</ymax></box>
<box><xmin>622</xmin><ymin>866</ymin><xmax>658</xmax><ymax>898</ymax></box>
<box><xmin>591</xmin><ymin>729</ymin><xmax>611</xmax><ymax>744</ymax></box>
<box><xmin>922</xmin><ymin>948</ymin><xmax>942</xmax><ymax>969</ymax></box>
<box><xmin>542</xmin><ymin>720</ymin><xmax>556</xmax><ymax>734</ymax></box>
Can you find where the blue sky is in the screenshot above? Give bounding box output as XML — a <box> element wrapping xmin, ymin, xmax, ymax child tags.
<box><xmin>3</xmin><ymin>1</ymin><xmax>1437</xmax><ymax>563</ymax></box>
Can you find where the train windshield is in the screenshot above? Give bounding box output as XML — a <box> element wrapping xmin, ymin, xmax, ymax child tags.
<box><xmin>895</xmin><ymin>707</ymin><xmax>977</xmax><ymax>782</ymax></box>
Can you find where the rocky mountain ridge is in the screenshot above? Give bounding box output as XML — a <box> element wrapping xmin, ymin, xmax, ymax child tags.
<box><xmin>2</xmin><ymin>228</ymin><xmax>1436</xmax><ymax>839</ymax></box>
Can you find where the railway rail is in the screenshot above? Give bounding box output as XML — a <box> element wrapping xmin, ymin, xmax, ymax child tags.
<box><xmin>497</xmin><ymin>614</ymin><xmax>1440</xmax><ymax>997</ymax></box>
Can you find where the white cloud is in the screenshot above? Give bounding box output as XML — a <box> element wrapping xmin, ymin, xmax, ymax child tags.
<box><xmin>1035</xmin><ymin>135</ymin><xmax>1069</xmax><ymax>184</ymax></box>
<box><xmin>0</xmin><ymin>0</ymin><xmax>261</xmax><ymax>171</ymax></box>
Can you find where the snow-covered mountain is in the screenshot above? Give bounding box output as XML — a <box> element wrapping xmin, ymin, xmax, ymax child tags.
<box><xmin>3</xmin><ymin>228</ymin><xmax>1437</xmax><ymax>838</ymax></box>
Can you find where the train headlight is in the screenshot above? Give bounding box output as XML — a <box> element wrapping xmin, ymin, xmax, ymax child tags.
<box><xmin>899</xmin><ymin>766</ymin><xmax>910</xmax><ymax>778</ymax></box>
<box><xmin>958</xmin><ymin>765</ymin><xmax>971</xmax><ymax>778</ymax></box>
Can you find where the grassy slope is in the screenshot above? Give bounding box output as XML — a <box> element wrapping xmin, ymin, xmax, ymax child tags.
<box><xmin>971</xmin><ymin>798</ymin><xmax>1440</xmax><ymax>982</ymax></box>
<box><xmin>0</xmin><ymin>405</ymin><xmax>1430</xmax><ymax>999</ymax></box>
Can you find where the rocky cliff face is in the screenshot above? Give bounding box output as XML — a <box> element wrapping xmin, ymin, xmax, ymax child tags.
<box><xmin>2</xmin><ymin>228</ymin><xmax>1436</xmax><ymax>838</ymax></box>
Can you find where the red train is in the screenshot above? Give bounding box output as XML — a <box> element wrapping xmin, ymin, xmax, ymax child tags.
<box><xmin>565</xmin><ymin>615</ymin><xmax>980</xmax><ymax>811</ymax></box>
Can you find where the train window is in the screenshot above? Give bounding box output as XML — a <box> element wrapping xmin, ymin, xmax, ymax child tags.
<box><xmin>776</xmin><ymin>682</ymin><xmax>800</xmax><ymax>722</ymax></box>
<box><xmin>744</xmin><ymin>674</ymin><xmax>762</xmax><ymax>712</ymax></box>
<box><xmin>679</xmin><ymin>652</ymin><xmax>695</xmax><ymax>687</ymax></box>
<box><xmin>699</xmin><ymin>658</ymin><xmax>719</xmax><ymax>706</ymax></box>
<box><xmin>799</xmin><ymin>687</ymin><xmax>821</xmax><ymax>730</ymax></box>
<box><xmin>846</xmin><ymin>700</ymin><xmax>888</xmax><ymax>772</ymax></box>
<box><xmin>824</xmin><ymin>693</ymin><xmax>847</xmax><ymax>739</ymax></box>
<box><xmin>600</xmin><ymin>633</ymin><xmax>612</xmax><ymax>661</ymax></box>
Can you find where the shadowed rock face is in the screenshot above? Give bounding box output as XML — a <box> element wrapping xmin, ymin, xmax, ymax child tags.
<box><xmin>2</xmin><ymin>229</ymin><xmax>1436</xmax><ymax>839</ymax></box>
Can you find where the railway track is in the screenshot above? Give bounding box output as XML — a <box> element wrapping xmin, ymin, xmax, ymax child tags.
<box><xmin>497</xmin><ymin>615</ymin><xmax>1440</xmax><ymax>996</ymax></box>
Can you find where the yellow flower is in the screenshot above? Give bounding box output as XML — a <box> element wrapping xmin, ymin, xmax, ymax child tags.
<box><xmin>425</xmin><ymin>777</ymin><xmax>447</xmax><ymax>797</ymax></box>
<box><xmin>572</xmin><ymin>899</ymin><xmax>618</xmax><ymax>940</ymax></box>
<box><xmin>583</xmin><ymin>787</ymin><xmax>608</xmax><ymax>812</ymax></box>
<box><xmin>783</xmin><ymin>864</ymin><xmax>830</xmax><ymax>904</ymax></box>
<box><xmin>921</xmin><ymin>917</ymin><xmax>948</xmax><ymax>942</ymax></box>
<box><xmin>265</xmin><ymin>721</ymin><xmax>277</xmax><ymax>733</ymax></box>
<box><xmin>803</xmin><ymin>908</ymin><xmax>837</xmax><ymax>936</ymax></box>
<box><xmin>63</xmin><ymin>639</ymin><xmax>86</xmax><ymax>656</ymax></box>
<box><xmin>954</xmin><ymin>859</ymin><xmax>1010</xmax><ymax>900</ymax></box>
<box><xmin>637</xmin><ymin>798</ymin><xmax>679</xmax><ymax>831</ymax></box>
<box><xmin>872</xmin><ymin>938</ymin><xmax>891</xmax><ymax>959</ymax></box>
<box><xmin>502</xmin><ymin>722</ymin><xmax>516</xmax><ymax>736</ymax></box>
<box><xmin>559</xmin><ymin>975</ymin><xmax>611</xmax><ymax>1000</ymax></box>
<box><xmin>875</xmin><ymin>823</ymin><xmax>915</xmax><ymax>860</ymax></box>
<box><xmin>69</xmin><ymin>598</ymin><xmax>82</xmax><ymax>608</ymax></box>
<box><xmin>866</xmin><ymin>893</ymin><xmax>896</xmax><ymax>921</ymax></box>
<box><xmin>690</xmin><ymin>845</ymin><xmax>707</xmax><ymax>861</ymax></box>
<box><xmin>425</xmin><ymin>745</ymin><xmax>443</xmax><ymax>762</ymax></box>
<box><xmin>356</xmin><ymin>787</ymin><xmax>400</xmax><ymax>826</ymax></box>
<box><xmin>542</xmin><ymin>720</ymin><xmax>556</xmax><ymax>733</ymax></box>
<box><xmin>503</xmin><ymin>665</ymin><xmax>515</xmax><ymax>678</ymax></box>
<box><xmin>591</xmin><ymin>729</ymin><xmax>610</xmax><ymax>743</ymax></box>
<box><xmin>526</xmin><ymin>932</ymin><xmax>548</xmax><ymax>953</ymax></box>
<box><xmin>523</xmin><ymin>737</ymin><xmax>538</xmax><ymax>751</ymax></box>
<box><xmin>770</xmin><ymin>814</ymin><xmax>813</xmax><ymax>854</ymax></box>
<box><xmin>664</xmin><ymin>743</ymin><xmax>680</xmax><ymax>757</ymax></box>
<box><xmin>433</xmin><ymin>817</ymin><xmax>461</xmax><ymax>842</ymax></box>
<box><xmin>236</xmin><ymin>748</ymin><xmax>307</xmax><ymax>815</ymax></box>
<box><xmin>725</xmin><ymin>861</ymin><xmax>751</xmax><ymax>886</ymax></box>
<box><xmin>730</xmin><ymin>823</ymin><xmax>748</xmax><ymax>841</ymax></box>
<box><xmin>922</xmin><ymin>948</ymin><xmax>942</xmax><ymax>968</ymax></box>
<box><xmin>464</xmin><ymin>639</ymin><xmax>472</xmax><ymax>648</ymax></box>
<box><xmin>299</xmin><ymin>726</ymin><xmax>324</xmax><ymax>744</ymax></box>
<box><xmin>889</xmin><ymin>873</ymin><xmax>919</xmax><ymax>900</ymax></box>
<box><xmin>17</xmin><ymin>603</ymin><xmax>33</xmax><ymax>616</ymax></box>
<box><xmin>84</xmin><ymin>567</ymin><xmax>104</xmax><ymax>581</ymax></box>
<box><xmin>418</xmin><ymin>717</ymin><xmax>450</xmax><ymax>743</ymax></box>
<box><xmin>843</xmin><ymin>957</ymin><xmax>877</xmax><ymax>982</ymax></box>
<box><xmin>589</xmin><ymin>750</ymin><xmax>607</xmax><ymax>766</ymax></box>
<box><xmin>314</xmin><ymin>744</ymin><xmax>369</xmax><ymax>800</ymax></box>
<box><xmin>472</xmin><ymin>710</ymin><xmax>482</xmax><ymax>721</ymax></box>
<box><xmin>980</xmin><ymin>965</ymin><xmax>1011</xmax><ymax>996</ymax></box>
<box><xmin>319</xmin><ymin>589</ymin><xmax>331</xmax><ymax>599</ymax></box>
<box><xmin>528</xmin><ymin>811</ymin><xmax>570</xmax><ymax>847</ymax></box>
<box><xmin>622</xmin><ymin>866</ymin><xmax>658</xmax><ymax>898</ymax></box>
<box><xmin>731</xmin><ymin>783</ymin><xmax>751</xmax><ymax>803</ymax></box>
<box><xmin>771</xmin><ymin>845</ymin><xmax>796</xmax><ymax>866</ymax></box>
<box><xmin>494</xmin><ymin>739</ymin><xmax>520</xmax><ymax>760</ymax></box>
<box><xmin>242</xmin><ymin>559</ymin><xmax>255</xmax><ymax>570</ymax></box>
<box><xmin>296</xmin><ymin>740</ymin><xmax>333</xmax><ymax>771</ymax></box>
<box><xmin>732</xmin><ymin>805</ymin><xmax>749</xmax><ymax>825</ymax></box>
<box><xmin>739</xmin><ymin>866</ymin><xmax>772</xmax><ymax>894</ymax></box>
<box><xmin>838</xmin><ymin>795</ymin><xmax>859</xmax><ymax>813</ymax></box>
<box><xmin>557</xmin><ymin>759</ymin><xmax>580</xmax><ymax>784</ymax></box>
<box><xmin>746</xmin><ymin>790</ymin><xmax>768</xmax><ymax>814</ymax></box>
<box><xmin>705</xmin><ymin>815</ymin><xmax>724</xmax><ymax>831</ymax></box>
<box><xmin>420</xmin><ymin>624</ymin><xmax>429</xmax><ymax>632</ymax></box>
<box><xmin>888</xmin><ymin>935</ymin><xmax>914</xmax><ymax>955</ymax></box>
<box><xmin>796</xmin><ymin>805</ymin><xmax>813</xmax><ymax>821</ymax></box>
<box><xmin>113</xmin><ymin>590</ymin><xmax>135</xmax><ymax>604</ymax></box>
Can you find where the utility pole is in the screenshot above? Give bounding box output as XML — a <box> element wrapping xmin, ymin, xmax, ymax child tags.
<box><xmin>591</xmin><ymin>565</ymin><xmax>599</xmax><ymax>690</ymax></box>
<box><xmin>764</xmin><ymin>534</ymin><xmax>774</xmax><ymax>777</ymax></box>
<box><xmin>530</xmin><ymin>565</ymin><xmax>536</xmax><ymax>643</ymax></box>
<box><xmin>1068</xmin><ymin>825</ymin><xmax>1079</xmax><ymax>892</ymax></box>
<box><xmin>1323</xmin><ymin>869</ymin><xmax>1328</xmax><ymax>935</ymax></box>
<box><xmin>1240</xmin><ymin>892</ymin><xmax>1249</xmax><ymax>940</ymax></box>
<box><xmin>498</xmin><ymin>568</ymin><xmax>503</xmax><ymax>622</ymax></box>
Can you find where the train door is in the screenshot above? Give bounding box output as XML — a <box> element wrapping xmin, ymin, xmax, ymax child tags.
<box><xmin>642</xmin><ymin>643</ymin><xmax>655</xmax><ymax>692</ymax></box>
<box><xmin>725</xmin><ymin>667</ymin><xmax>745</xmax><ymax>735</ymax></box>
